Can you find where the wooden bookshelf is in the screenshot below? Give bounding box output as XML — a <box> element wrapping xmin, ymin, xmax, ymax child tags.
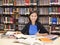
<box><xmin>0</xmin><ymin>0</ymin><xmax>60</xmax><ymax>35</ymax></box>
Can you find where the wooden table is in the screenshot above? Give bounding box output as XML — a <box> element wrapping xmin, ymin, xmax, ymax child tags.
<box><xmin>0</xmin><ymin>35</ymin><xmax>60</xmax><ymax>45</ymax></box>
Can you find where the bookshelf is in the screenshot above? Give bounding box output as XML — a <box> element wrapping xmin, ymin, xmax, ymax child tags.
<box><xmin>37</xmin><ymin>0</ymin><xmax>60</xmax><ymax>35</ymax></box>
<box><xmin>0</xmin><ymin>0</ymin><xmax>60</xmax><ymax>35</ymax></box>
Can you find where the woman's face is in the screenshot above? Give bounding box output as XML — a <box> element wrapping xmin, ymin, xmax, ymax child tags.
<box><xmin>30</xmin><ymin>13</ymin><xmax>37</xmax><ymax>22</ymax></box>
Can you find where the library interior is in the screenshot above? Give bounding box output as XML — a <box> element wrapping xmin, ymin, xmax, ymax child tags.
<box><xmin>0</xmin><ymin>0</ymin><xmax>60</xmax><ymax>45</ymax></box>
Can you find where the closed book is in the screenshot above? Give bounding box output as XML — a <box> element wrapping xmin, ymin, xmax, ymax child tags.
<box><xmin>39</xmin><ymin>38</ymin><xmax>52</xmax><ymax>42</ymax></box>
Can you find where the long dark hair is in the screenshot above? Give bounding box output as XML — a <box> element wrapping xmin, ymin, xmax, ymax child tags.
<box><xmin>28</xmin><ymin>11</ymin><xmax>39</xmax><ymax>24</ymax></box>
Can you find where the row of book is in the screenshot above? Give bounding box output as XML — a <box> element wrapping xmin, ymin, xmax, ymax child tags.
<box><xmin>0</xmin><ymin>7</ymin><xmax>37</xmax><ymax>14</ymax></box>
<box><xmin>0</xmin><ymin>24</ymin><xmax>4</xmax><ymax>30</ymax></box>
<box><xmin>39</xmin><ymin>7</ymin><xmax>60</xmax><ymax>15</ymax></box>
<box><xmin>39</xmin><ymin>17</ymin><xmax>60</xmax><ymax>24</ymax></box>
<box><xmin>0</xmin><ymin>16</ymin><xmax>60</xmax><ymax>25</ymax></box>
<box><xmin>18</xmin><ymin>16</ymin><xmax>60</xmax><ymax>25</ymax></box>
<box><xmin>18</xmin><ymin>17</ymin><xmax>29</xmax><ymax>24</ymax></box>
<box><xmin>0</xmin><ymin>17</ymin><xmax>14</xmax><ymax>24</ymax></box>
<box><xmin>49</xmin><ymin>17</ymin><xmax>60</xmax><ymax>24</ymax></box>
<box><xmin>18</xmin><ymin>25</ymin><xmax>25</xmax><ymax>30</ymax></box>
<box><xmin>1</xmin><ymin>7</ymin><xmax>60</xmax><ymax>15</ymax></box>
<box><xmin>0</xmin><ymin>24</ymin><xmax>15</xmax><ymax>31</ymax></box>
<box><xmin>1</xmin><ymin>0</ymin><xmax>37</xmax><ymax>6</ymax></box>
<box><xmin>0</xmin><ymin>0</ymin><xmax>60</xmax><ymax>6</ymax></box>
<box><xmin>51</xmin><ymin>25</ymin><xmax>60</xmax><ymax>33</ymax></box>
<box><xmin>38</xmin><ymin>0</ymin><xmax>60</xmax><ymax>5</ymax></box>
<box><xmin>4</xmin><ymin>24</ymin><xmax>15</xmax><ymax>31</ymax></box>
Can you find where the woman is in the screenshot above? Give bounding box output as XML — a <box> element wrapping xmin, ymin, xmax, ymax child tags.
<box><xmin>21</xmin><ymin>11</ymin><xmax>49</xmax><ymax>36</ymax></box>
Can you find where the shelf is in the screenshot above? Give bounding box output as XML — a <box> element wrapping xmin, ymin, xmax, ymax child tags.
<box><xmin>38</xmin><ymin>5</ymin><xmax>60</xmax><ymax>7</ymax></box>
<box><xmin>49</xmin><ymin>24</ymin><xmax>60</xmax><ymax>26</ymax></box>
<box><xmin>4</xmin><ymin>29</ymin><xmax>15</xmax><ymax>31</ymax></box>
<box><xmin>3</xmin><ymin>23</ymin><xmax>14</xmax><ymax>25</ymax></box>
<box><xmin>39</xmin><ymin>14</ymin><xmax>60</xmax><ymax>17</ymax></box>
<box><xmin>51</xmin><ymin>31</ymin><xmax>60</xmax><ymax>33</ymax></box>
<box><xmin>0</xmin><ymin>5</ymin><xmax>37</xmax><ymax>8</ymax></box>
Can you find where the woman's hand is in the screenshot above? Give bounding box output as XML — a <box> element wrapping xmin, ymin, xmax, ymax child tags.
<box><xmin>36</xmin><ymin>32</ymin><xmax>48</xmax><ymax>36</ymax></box>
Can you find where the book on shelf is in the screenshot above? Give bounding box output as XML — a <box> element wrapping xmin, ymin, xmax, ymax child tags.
<box><xmin>9</xmin><ymin>0</ymin><xmax>14</xmax><ymax>6</ymax></box>
<box><xmin>0</xmin><ymin>0</ymin><xmax>3</xmax><ymax>6</ymax></box>
<box><xmin>4</xmin><ymin>25</ymin><xmax>15</xmax><ymax>31</ymax></box>
<box><xmin>3</xmin><ymin>8</ymin><xmax>14</xmax><ymax>14</ymax></box>
<box><xmin>3</xmin><ymin>8</ymin><xmax>9</xmax><ymax>14</ymax></box>
<box><xmin>25</xmin><ymin>0</ymin><xmax>30</xmax><ymax>6</ymax></box>
<box><xmin>3</xmin><ymin>0</ymin><xmax>13</xmax><ymax>6</ymax></box>
<box><xmin>51</xmin><ymin>25</ymin><xmax>60</xmax><ymax>33</ymax></box>
<box><xmin>19</xmin><ymin>8</ymin><xmax>25</xmax><ymax>15</ymax></box>
<box><xmin>49</xmin><ymin>17</ymin><xmax>58</xmax><ymax>24</ymax></box>
<box><xmin>39</xmin><ymin>17</ymin><xmax>49</xmax><ymax>24</ymax></box>
<box><xmin>18</xmin><ymin>17</ymin><xmax>29</xmax><ymax>24</ymax></box>
<box><xmin>1</xmin><ymin>17</ymin><xmax>4</xmax><ymax>23</ymax></box>
<box><xmin>58</xmin><ymin>7</ymin><xmax>60</xmax><ymax>13</ymax></box>
<box><xmin>25</xmin><ymin>8</ymin><xmax>30</xmax><ymax>15</ymax></box>
<box><xmin>39</xmin><ymin>7</ymin><xmax>49</xmax><ymax>15</ymax></box>
<box><xmin>58</xmin><ymin>17</ymin><xmax>60</xmax><ymax>24</ymax></box>
<box><xmin>0</xmin><ymin>24</ymin><xmax>4</xmax><ymax>30</ymax></box>
<box><xmin>43</xmin><ymin>25</ymin><xmax>50</xmax><ymax>31</ymax></box>
<box><xmin>48</xmin><ymin>7</ymin><xmax>52</xmax><ymax>14</ymax></box>
<box><xmin>24</xmin><ymin>17</ymin><xmax>29</xmax><ymax>24</ymax></box>
<box><xmin>14</xmin><ymin>0</ymin><xmax>16</xmax><ymax>6</ymax></box>
<box><xmin>49</xmin><ymin>7</ymin><xmax>60</xmax><ymax>14</ymax></box>
<box><xmin>3</xmin><ymin>0</ymin><xmax>8</xmax><ymax>5</ymax></box>
<box><xmin>58</xmin><ymin>0</ymin><xmax>60</xmax><ymax>4</ymax></box>
<box><xmin>9</xmin><ymin>8</ymin><xmax>13</xmax><ymax>14</ymax></box>
<box><xmin>18</xmin><ymin>8</ymin><xmax>30</xmax><ymax>15</ymax></box>
<box><xmin>18</xmin><ymin>17</ymin><xmax>25</xmax><ymax>24</ymax></box>
<box><xmin>0</xmin><ymin>7</ymin><xmax>3</xmax><ymax>14</ymax></box>
<box><xmin>44</xmin><ymin>0</ymin><xmax>50</xmax><ymax>5</ymax></box>
<box><xmin>18</xmin><ymin>25</ymin><xmax>25</xmax><ymax>30</ymax></box>
<box><xmin>50</xmin><ymin>0</ymin><xmax>59</xmax><ymax>5</ymax></box>
<box><xmin>38</xmin><ymin>0</ymin><xmax>49</xmax><ymax>6</ymax></box>
<box><xmin>30</xmin><ymin>0</ymin><xmax>37</xmax><ymax>5</ymax></box>
<box><xmin>3</xmin><ymin>17</ymin><xmax>14</xmax><ymax>24</ymax></box>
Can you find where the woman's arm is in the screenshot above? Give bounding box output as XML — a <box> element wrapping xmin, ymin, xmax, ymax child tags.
<box><xmin>36</xmin><ymin>32</ymin><xmax>48</xmax><ymax>36</ymax></box>
<box><xmin>37</xmin><ymin>22</ymin><xmax>49</xmax><ymax>36</ymax></box>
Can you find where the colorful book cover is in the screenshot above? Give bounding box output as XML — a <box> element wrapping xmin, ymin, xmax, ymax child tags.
<box><xmin>58</xmin><ymin>7</ymin><xmax>60</xmax><ymax>12</ymax></box>
<box><xmin>30</xmin><ymin>0</ymin><xmax>33</xmax><ymax>5</ymax></box>
<box><xmin>0</xmin><ymin>0</ymin><xmax>3</xmax><ymax>6</ymax></box>
<box><xmin>39</xmin><ymin>38</ymin><xmax>52</xmax><ymax>42</ymax></box>
<box><xmin>9</xmin><ymin>0</ymin><xmax>13</xmax><ymax>5</ymax></box>
<box><xmin>25</xmin><ymin>0</ymin><xmax>30</xmax><ymax>6</ymax></box>
<box><xmin>0</xmin><ymin>7</ymin><xmax>3</xmax><ymax>14</ymax></box>
<box><xmin>14</xmin><ymin>0</ymin><xmax>16</xmax><ymax>6</ymax></box>
<box><xmin>48</xmin><ymin>7</ymin><xmax>52</xmax><ymax>14</ymax></box>
<box><xmin>50</xmin><ymin>0</ymin><xmax>55</xmax><ymax>3</ymax></box>
<box><xmin>9</xmin><ymin>8</ymin><xmax>13</xmax><ymax>14</ymax></box>
<box><xmin>51</xmin><ymin>17</ymin><xmax>57</xmax><ymax>24</ymax></box>
<box><xmin>55</xmin><ymin>0</ymin><xmax>58</xmax><ymax>3</ymax></box>
<box><xmin>10</xmin><ymin>17</ymin><xmax>14</xmax><ymax>23</ymax></box>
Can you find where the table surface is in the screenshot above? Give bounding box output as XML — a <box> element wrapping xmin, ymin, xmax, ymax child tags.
<box><xmin>0</xmin><ymin>36</ymin><xmax>60</xmax><ymax>45</ymax></box>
